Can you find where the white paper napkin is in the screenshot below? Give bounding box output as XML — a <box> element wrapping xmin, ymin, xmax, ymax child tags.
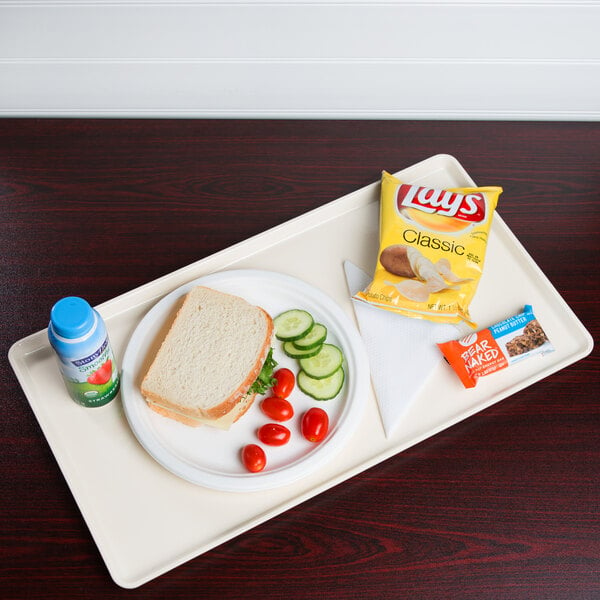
<box><xmin>344</xmin><ymin>260</ymin><xmax>462</xmax><ymax>438</ymax></box>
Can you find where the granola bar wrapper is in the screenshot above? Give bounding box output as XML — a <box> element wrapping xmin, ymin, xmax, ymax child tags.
<box><xmin>437</xmin><ymin>305</ymin><xmax>554</xmax><ymax>388</ymax></box>
<box><xmin>354</xmin><ymin>171</ymin><xmax>502</xmax><ymax>328</ymax></box>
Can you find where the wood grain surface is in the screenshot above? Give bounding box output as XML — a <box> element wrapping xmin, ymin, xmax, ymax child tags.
<box><xmin>1</xmin><ymin>119</ymin><xmax>598</xmax><ymax>599</ymax></box>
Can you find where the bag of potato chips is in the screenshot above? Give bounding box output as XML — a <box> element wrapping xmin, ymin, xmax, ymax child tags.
<box><xmin>354</xmin><ymin>171</ymin><xmax>502</xmax><ymax>328</ymax></box>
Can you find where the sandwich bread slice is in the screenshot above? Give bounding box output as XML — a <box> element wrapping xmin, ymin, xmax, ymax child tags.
<box><xmin>140</xmin><ymin>286</ymin><xmax>274</xmax><ymax>428</ymax></box>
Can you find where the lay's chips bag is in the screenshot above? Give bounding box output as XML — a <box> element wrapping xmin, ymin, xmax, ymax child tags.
<box><xmin>354</xmin><ymin>171</ymin><xmax>502</xmax><ymax>328</ymax></box>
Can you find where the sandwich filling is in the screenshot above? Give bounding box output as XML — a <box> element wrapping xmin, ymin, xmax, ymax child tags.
<box><xmin>246</xmin><ymin>347</ymin><xmax>277</xmax><ymax>397</ymax></box>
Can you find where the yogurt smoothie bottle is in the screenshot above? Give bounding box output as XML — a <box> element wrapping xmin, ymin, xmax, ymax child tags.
<box><xmin>48</xmin><ymin>296</ymin><xmax>120</xmax><ymax>407</ymax></box>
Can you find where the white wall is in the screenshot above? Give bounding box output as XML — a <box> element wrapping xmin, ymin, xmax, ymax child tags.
<box><xmin>1</xmin><ymin>1</ymin><xmax>598</xmax><ymax>120</ymax></box>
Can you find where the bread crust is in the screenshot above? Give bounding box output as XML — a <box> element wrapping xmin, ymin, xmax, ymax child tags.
<box><xmin>140</xmin><ymin>288</ymin><xmax>274</xmax><ymax>426</ymax></box>
<box><xmin>146</xmin><ymin>392</ymin><xmax>257</xmax><ymax>428</ymax></box>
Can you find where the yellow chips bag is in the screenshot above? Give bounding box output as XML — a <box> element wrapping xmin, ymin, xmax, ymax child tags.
<box><xmin>354</xmin><ymin>171</ymin><xmax>502</xmax><ymax>328</ymax></box>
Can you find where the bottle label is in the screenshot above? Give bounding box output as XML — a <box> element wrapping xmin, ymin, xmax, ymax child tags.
<box><xmin>56</xmin><ymin>336</ymin><xmax>120</xmax><ymax>407</ymax></box>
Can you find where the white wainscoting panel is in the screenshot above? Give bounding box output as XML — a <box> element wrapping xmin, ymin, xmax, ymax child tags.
<box><xmin>0</xmin><ymin>1</ymin><xmax>599</xmax><ymax>120</ymax></box>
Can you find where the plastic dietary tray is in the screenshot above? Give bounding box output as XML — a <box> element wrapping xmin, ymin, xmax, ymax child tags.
<box><xmin>9</xmin><ymin>155</ymin><xmax>593</xmax><ymax>588</ymax></box>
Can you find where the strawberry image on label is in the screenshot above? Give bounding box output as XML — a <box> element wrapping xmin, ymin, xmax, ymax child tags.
<box><xmin>87</xmin><ymin>359</ymin><xmax>113</xmax><ymax>385</ymax></box>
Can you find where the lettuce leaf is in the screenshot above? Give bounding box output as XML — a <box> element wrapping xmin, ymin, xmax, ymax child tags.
<box><xmin>246</xmin><ymin>348</ymin><xmax>277</xmax><ymax>396</ymax></box>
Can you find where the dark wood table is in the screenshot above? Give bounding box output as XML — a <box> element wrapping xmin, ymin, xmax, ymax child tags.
<box><xmin>1</xmin><ymin>119</ymin><xmax>598</xmax><ymax>599</ymax></box>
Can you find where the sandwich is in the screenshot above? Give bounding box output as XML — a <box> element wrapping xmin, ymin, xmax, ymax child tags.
<box><xmin>140</xmin><ymin>286</ymin><xmax>275</xmax><ymax>429</ymax></box>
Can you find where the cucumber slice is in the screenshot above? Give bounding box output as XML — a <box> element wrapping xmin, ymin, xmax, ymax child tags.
<box><xmin>293</xmin><ymin>323</ymin><xmax>327</xmax><ymax>350</ymax></box>
<box><xmin>273</xmin><ymin>309</ymin><xmax>314</xmax><ymax>341</ymax></box>
<box><xmin>283</xmin><ymin>341</ymin><xmax>323</xmax><ymax>359</ymax></box>
<box><xmin>298</xmin><ymin>367</ymin><xmax>345</xmax><ymax>400</ymax></box>
<box><xmin>299</xmin><ymin>344</ymin><xmax>343</xmax><ymax>380</ymax></box>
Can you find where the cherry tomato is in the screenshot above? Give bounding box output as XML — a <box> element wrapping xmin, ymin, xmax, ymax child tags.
<box><xmin>260</xmin><ymin>396</ymin><xmax>294</xmax><ymax>422</ymax></box>
<box><xmin>271</xmin><ymin>368</ymin><xmax>295</xmax><ymax>399</ymax></box>
<box><xmin>301</xmin><ymin>408</ymin><xmax>329</xmax><ymax>443</ymax></box>
<box><xmin>257</xmin><ymin>423</ymin><xmax>291</xmax><ymax>446</ymax></box>
<box><xmin>241</xmin><ymin>444</ymin><xmax>266</xmax><ymax>473</ymax></box>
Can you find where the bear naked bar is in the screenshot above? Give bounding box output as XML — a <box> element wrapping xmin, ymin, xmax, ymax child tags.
<box><xmin>437</xmin><ymin>305</ymin><xmax>555</xmax><ymax>388</ymax></box>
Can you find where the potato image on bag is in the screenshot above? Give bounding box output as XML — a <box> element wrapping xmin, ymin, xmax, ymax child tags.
<box><xmin>379</xmin><ymin>244</ymin><xmax>463</xmax><ymax>303</ymax></box>
<box><xmin>379</xmin><ymin>245</ymin><xmax>417</xmax><ymax>278</ymax></box>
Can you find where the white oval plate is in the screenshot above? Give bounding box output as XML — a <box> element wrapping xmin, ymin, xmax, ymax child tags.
<box><xmin>121</xmin><ymin>269</ymin><xmax>369</xmax><ymax>492</ymax></box>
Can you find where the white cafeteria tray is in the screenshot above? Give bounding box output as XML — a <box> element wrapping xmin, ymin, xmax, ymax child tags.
<box><xmin>8</xmin><ymin>154</ymin><xmax>593</xmax><ymax>588</ymax></box>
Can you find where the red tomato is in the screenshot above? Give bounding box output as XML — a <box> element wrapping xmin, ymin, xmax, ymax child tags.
<box><xmin>271</xmin><ymin>368</ymin><xmax>295</xmax><ymax>399</ymax></box>
<box><xmin>260</xmin><ymin>396</ymin><xmax>294</xmax><ymax>422</ymax></box>
<box><xmin>241</xmin><ymin>444</ymin><xmax>266</xmax><ymax>473</ymax></box>
<box><xmin>257</xmin><ymin>423</ymin><xmax>291</xmax><ymax>446</ymax></box>
<box><xmin>301</xmin><ymin>408</ymin><xmax>329</xmax><ymax>443</ymax></box>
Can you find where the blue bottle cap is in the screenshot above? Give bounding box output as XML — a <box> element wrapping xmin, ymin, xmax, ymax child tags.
<box><xmin>50</xmin><ymin>297</ymin><xmax>95</xmax><ymax>339</ymax></box>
